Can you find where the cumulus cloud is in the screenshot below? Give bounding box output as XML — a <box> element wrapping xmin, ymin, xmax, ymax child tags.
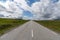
<box><xmin>0</xmin><ymin>0</ymin><xmax>60</xmax><ymax>20</ymax></box>
<box><xmin>31</xmin><ymin>0</ymin><xmax>51</xmax><ymax>20</ymax></box>
<box><xmin>0</xmin><ymin>0</ymin><xmax>23</xmax><ymax>18</ymax></box>
<box><xmin>30</xmin><ymin>0</ymin><xmax>60</xmax><ymax>20</ymax></box>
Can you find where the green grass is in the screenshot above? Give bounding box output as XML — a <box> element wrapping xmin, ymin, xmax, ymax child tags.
<box><xmin>35</xmin><ymin>20</ymin><xmax>60</xmax><ymax>33</ymax></box>
<box><xmin>0</xmin><ymin>18</ymin><xmax>29</xmax><ymax>36</ymax></box>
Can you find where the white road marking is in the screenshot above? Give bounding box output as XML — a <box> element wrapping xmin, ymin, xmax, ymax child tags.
<box><xmin>32</xmin><ymin>29</ymin><xmax>33</xmax><ymax>38</ymax></box>
<box><xmin>0</xmin><ymin>21</ymin><xmax>59</xmax><ymax>40</ymax></box>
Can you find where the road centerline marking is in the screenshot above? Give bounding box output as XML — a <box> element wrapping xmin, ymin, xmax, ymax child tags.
<box><xmin>32</xmin><ymin>29</ymin><xmax>33</xmax><ymax>38</ymax></box>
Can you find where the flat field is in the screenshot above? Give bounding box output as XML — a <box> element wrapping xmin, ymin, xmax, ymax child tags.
<box><xmin>0</xmin><ymin>18</ymin><xmax>28</xmax><ymax>36</ymax></box>
<box><xmin>35</xmin><ymin>20</ymin><xmax>60</xmax><ymax>33</ymax></box>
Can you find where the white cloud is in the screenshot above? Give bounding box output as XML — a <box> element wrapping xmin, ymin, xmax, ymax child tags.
<box><xmin>31</xmin><ymin>0</ymin><xmax>50</xmax><ymax>20</ymax></box>
<box><xmin>0</xmin><ymin>0</ymin><xmax>60</xmax><ymax>20</ymax></box>
<box><xmin>14</xmin><ymin>0</ymin><xmax>31</xmax><ymax>11</ymax></box>
<box><xmin>0</xmin><ymin>0</ymin><xmax>23</xmax><ymax>18</ymax></box>
<box><xmin>30</xmin><ymin>0</ymin><xmax>60</xmax><ymax>20</ymax></box>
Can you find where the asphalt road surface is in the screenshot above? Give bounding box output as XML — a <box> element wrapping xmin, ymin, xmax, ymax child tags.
<box><xmin>0</xmin><ymin>21</ymin><xmax>60</xmax><ymax>40</ymax></box>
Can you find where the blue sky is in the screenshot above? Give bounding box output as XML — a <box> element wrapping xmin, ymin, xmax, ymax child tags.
<box><xmin>26</xmin><ymin>0</ymin><xmax>40</xmax><ymax>6</ymax></box>
<box><xmin>23</xmin><ymin>0</ymin><xmax>59</xmax><ymax>19</ymax></box>
<box><xmin>23</xmin><ymin>0</ymin><xmax>40</xmax><ymax>18</ymax></box>
<box><xmin>0</xmin><ymin>0</ymin><xmax>6</xmax><ymax>2</ymax></box>
<box><xmin>0</xmin><ymin>0</ymin><xmax>14</xmax><ymax>2</ymax></box>
<box><xmin>0</xmin><ymin>0</ymin><xmax>60</xmax><ymax>20</ymax></box>
<box><xmin>0</xmin><ymin>0</ymin><xmax>59</xmax><ymax>3</ymax></box>
<box><xmin>0</xmin><ymin>0</ymin><xmax>34</xmax><ymax>18</ymax></box>
<box><xmin>26</xmin><ymin>0</ymin><xmax>59</xmax><ymax>6</ymax></box>
<box><xmin>23</xmin><ymin>11</ymin><xmax>33</xmax><ymax>17</ymax></box>
<box><xmin>51</xmin><ymin>0</ymin><xmax>59</xmax><ymax>3</ymax></box>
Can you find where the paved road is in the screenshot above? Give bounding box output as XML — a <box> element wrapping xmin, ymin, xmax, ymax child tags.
<box><xmin>0</xmin><ymin>21</ymin><xmax>60</xmax><ymax>40</ymax></box>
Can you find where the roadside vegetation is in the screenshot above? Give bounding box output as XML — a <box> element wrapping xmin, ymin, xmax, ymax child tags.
<box><xmin>0</xmin><ymin>18</ymin><xmax>29</xmax><ymax>36</ymax></box>
<box><xmin>35</xmin><ymin>20</ymin><xmax>60</xmax><ymax>33</ymax></box>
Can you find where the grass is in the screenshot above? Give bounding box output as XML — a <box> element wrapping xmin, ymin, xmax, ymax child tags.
<box><xmin>35</xmin><ymin>20</ymin><xmax>60</xmax><ymax>33</ymax></box>
<box><xmin>0</xmin><ymin>18</ymin><xmax>29</xmax><ymax>36</ymax></box>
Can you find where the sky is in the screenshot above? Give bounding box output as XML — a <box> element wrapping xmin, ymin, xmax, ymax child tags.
<box><xmin>0</xmin><ymin>0</ymin><xmax>60</xmax><ymax>20</ymax></box>
<box><xmin>26</xmin><ymin>0</ymin><xmax>40</xmax><ymax>6</ymax></box>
